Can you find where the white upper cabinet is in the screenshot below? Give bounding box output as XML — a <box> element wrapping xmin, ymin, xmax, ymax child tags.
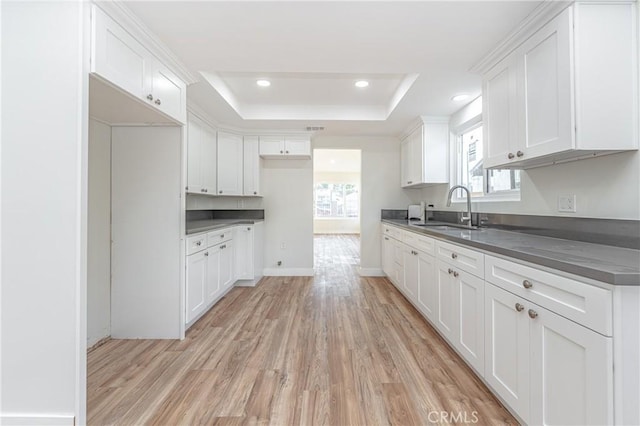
<box><xmin>481</xmin><ymin>3</ymin><xmax>638</xmax><ymax>169</ymax></box>
<box><xmin>243</xmin><ymin>136</ymin><xmax>261</xmax><ymax>196</ymax></box>
<box><xmin>400</xmin><ymin>118</ymin><xmax>449</xmax><ymax>188</ymax></box>
<box><xmin>186</xmin><ymin>114</ymin><xmax>217</xmax><ymax>195</ymax></box>
<box><xmin>259</xmin><ymin>135</ymin><xmax>311</xmax><ymax>159</ymax></box>
<box><xmin>90</xmin><ymin>6</ymin><xmax>187</xmax><ymax>124</ymax></box>
<box><xmin>217</xmin><ymin>132</ymin><xmax>243</xmax><ymax>196</ymax></box>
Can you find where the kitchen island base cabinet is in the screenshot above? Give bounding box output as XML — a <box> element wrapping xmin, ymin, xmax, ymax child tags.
<box><xmin>485</xmin><ymin>283</ymin><xmax>613</xmax><ymax>425</ymax></box>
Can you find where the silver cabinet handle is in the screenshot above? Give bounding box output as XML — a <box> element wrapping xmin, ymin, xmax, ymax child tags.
<box><xmin>451</xmin><ymin>253</ymin><xmax>458</xmax><ymax>259</ymax></box>
<box><xmin>453</xmin><ymin>271</ymin><xmax>459</xmax><ymax>277</ymax></box>
<box><xmin>219</xmin><ymin>190</ymin><xmax>223</xmax><ymax>194</ymax></box>
<box><xmin>508</xmin><ymin>153</ymin><xmax>515</xmax><ymax>159</ymax></box>
<box><xmin>146</xmin><ymin>94</ymin><xmax>153</xmax><ymax>101</ymax></box>
<box><xmin>407</xmin><ymin>181</ymin><xmax>413</xmax><ymax>184</ymax></box>
<box><xmin>286</xmin><ymin>150</ymin><xmax>289</xmax><ymax>154</ymax></box>
<box><xmin>523</xmin><ymin>280</ymin><xmax>533</xmax><ymax>289</ymax></box>
<box><xmin>220</xmin><ymin>244</ymin><xmax>226</xmax><ymax>249</ymax></box>
<box><xmin>528</xmin><ymin>309</ymin><xmax>538</xmax><ymax>319</ymax></box>
<box><xmin>247</xmin><ymin>227</ymin><xmax>251</xmax><ymax>231</ymax></box>
<box><xmin>384</xmin><ymin>237</ymin><xmax>389</xmax><ymax>240</ymax></box>
<box><xmin>220</xmin><ymin>234</ymin><xmax>225</xmax><ymax>239</ymax></box>
<box><xmin>448</xmin><ymin>268</ymin><xmax>453</xmax><ymax>275</ymax></box>
<box><xmin>280</xmin><ymin>150</ymin><xmax>284</xmax><ymax>154</ymax></box>
<box><xmin>204</xmin><ymin>252</ymin><xmax>209</xmax><ymax>256</ymax></box>
<box><xmin>196</xmin><ymin>241</ymin><xmax>201</xmax><ymax>246</ymax></box>
<box><xmin>155</xmin><ymin>99</ymin><xmax>161</xmax><ymax>105</ymax></box>
<box><xmin>254</xmin><ymin>191</ymin><xmax>257</xmax><ymax>195</ymax></box>
<box><xmin>516</xmin><ymin>151</ymin><xmax>524</xmax><ymax>158</ymax></box>
<box><xmin>515</xmin><ymin>303</ymin><xmax>525</xmax><ymax>312</ymax></box>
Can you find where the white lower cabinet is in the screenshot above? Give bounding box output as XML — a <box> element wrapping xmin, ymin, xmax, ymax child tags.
<box><xmin>403</xmin><ymin>247</ymin><xmax>419</xmax><ymax>302</ymax></box>
<box><xmin>219</xmin><ymin>240</ymin><xmax>234</xmax><ymax>291</ymax></box>
<box><xmin>485</xmin><ymin>282</ymin><xmax>613</xmax><ymax>425</ymax></box>
<box><xmin>205</xmin><ymin>244</ymin><xmax>221</xmax><ymax>302</ymax></box>
<box><xmin>186</xmin><ymin>249</ymin><xmax>207</xmax><ymax>324</ymax></box>
<box><xmin>381</xmin><ymin>235</ymin><xmax>394</xmax><ymax>277</ymax></box>
<box><xmin>234</xmin><ymin>222</ymin><xmax>264</xmax><ymax>285</ymax></box>
<box><xmin>416</xmin><ymin>251</ymin><xmax>437</xmax><ymax>321</ymax></box>
<box><xmin>435</xmin><ymin>260</ymin><xmax>457</xmax><ymax>342</ymax></box>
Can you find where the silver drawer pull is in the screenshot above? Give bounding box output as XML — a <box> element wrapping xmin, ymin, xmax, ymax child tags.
<box><xmin>154</xmin><ymin>99</ymin><xmax>161</xmax><ymax>105</ymax></box>
<box><xmin>146</xmin><ymin>94</ymin><xmax>153</xmax><ymax>101</ymax></box>
<box><xmin>220</xmin><ymin>234</ymin><xmax>225</xmax><ymax>238</ymax></box>
<box><xmin>516</xmin><ymin>150</ymin><xmax>524</xmax><ymax>158</ymax></box>
<box><xmin>220</xmin><ymin>244</ymin><xmax>226</xmax><ymax>249</ymax></box>
<box><xmin>196</xmin><ymin>241</ymin><xmax>201</xmax><ymax>246</ymax></box>
<box><xmin>204</xmin><ymin>252</ymin><xmax>209</xmax><ymax>256</ymax></box>
<box><xmin>453</xmin><ymin>271</ymin><xmax>459</xmax><ymax>278</ymax></box>
<box><xmin>451</xmin><ymin>253</ymin><xmax>458</xmax><ymax>259</ymax></box>
<box><xmin>528</xmin><ymin>309</ymin><xmax>538</xmax><ymax>319</ymax></box>
<box><xmin>515</xmin><ymin>303</ymin><xmax>524</xmax><ymax>312</ymax></box>
<box><xmin>448</xmin><ymin>268</ymin><xmax>453</xmax><ymax>275</ymax></box>
<box><xmin>508</xmin><ymin>152</ymin><xmax>515</xmax><ymax>159</ymax></box>
<box><xmin>523</xmin><ymin>280</ymin><xmax>533</xmax><ymax>289</ymax></box>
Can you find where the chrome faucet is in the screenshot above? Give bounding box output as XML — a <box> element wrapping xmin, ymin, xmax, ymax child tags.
<box><xmin>447</xmin><ymin>185</ymin><xmax>473</xmax><ymax>228</ymax></box>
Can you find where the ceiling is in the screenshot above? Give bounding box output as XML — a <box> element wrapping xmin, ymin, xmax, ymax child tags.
<box><xmin>124</xmin><ymin>1</ymin><xmax>542</xmax><ymax>137</ymax></box>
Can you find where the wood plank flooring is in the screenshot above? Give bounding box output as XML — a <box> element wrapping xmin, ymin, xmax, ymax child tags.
<box><xmin>88</xmin><ymin>234</ymin><xmax>517</xmax><ymax>425</ymax></box>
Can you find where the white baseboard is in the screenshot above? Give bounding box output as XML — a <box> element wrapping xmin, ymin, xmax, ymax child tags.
<box><xmin>263</xmin><ymin>268</ymin><xmax>314</xmax><ymax>277</ymax></box>
<box><xmin>358</xmin><ymin>267</ymin><xmax>385</xmax><ymax>277</ymax></box>
<box><xmin>0</xmin><ymin>414</ymin><xmax>75</xmax><ymax>426</ymax></box>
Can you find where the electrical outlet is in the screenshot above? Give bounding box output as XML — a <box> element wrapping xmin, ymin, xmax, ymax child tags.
<box><xmin>277</xmin><ymin>261</ymin><xmax>282</xmax><ymax>266</ymax></box>
<box><xmin>280</xmin><ymin>242</ymin><xmax>286</xmax><ymax>249</ymax></box>
<box><xmin>558</xmin><ymin>194</ymin><xmax>576</xmax><ymax>212</ymax></box>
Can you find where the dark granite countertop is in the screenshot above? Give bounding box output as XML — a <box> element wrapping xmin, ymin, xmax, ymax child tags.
<box><xmin>382</xmin><ymin>219</ymin><xmax>640</xmax><ymax>286</ymax></box>
<box><xmin>187</xmin><ymin>219</ymin><xmax>264</xmax><ymax>235</ymax></box>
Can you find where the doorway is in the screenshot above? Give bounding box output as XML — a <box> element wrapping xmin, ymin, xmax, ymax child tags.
<box><xmin>312</xmin><ymin>149</ymin><xmax>361</xmax><ymax>269</ymax></box>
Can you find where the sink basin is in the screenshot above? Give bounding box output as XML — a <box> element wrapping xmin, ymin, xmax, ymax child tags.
<box><xmin>410</xmin><ymin>222</ymin><xmax>480</xmax><ymax>231</ymax></box>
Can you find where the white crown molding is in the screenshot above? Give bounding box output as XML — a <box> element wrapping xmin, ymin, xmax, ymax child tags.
<box><xmin>470</xmin><ymin>0</ymin><xmax>573</xmax><ymax>75</ymax></box>
<box><xmin>398</xmin><ymin>115</ymin><xmax>450</xmax><ymax>141</ymax></box>
<box><xmin>94</xmin><ymin>1</ymin><xmax>199</xmax><ymax>85</ymax></box>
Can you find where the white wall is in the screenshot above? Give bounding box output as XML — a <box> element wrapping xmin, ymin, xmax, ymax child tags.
<box><xmin>87</xmin><ymin>119</ymin><xmax>111</xmax><ymax>347</ymax></box>
<box><xmin>313</xmin><ymin>137</ymin><xmax>414</xmax><ymax>275</ymax></box>
<box><xmin>1</xmin><ymin>1</ymin><xmax>87</xmax><ymax>424</ymax></box>
<box><xmin>262</xmin><ymin>159</ymin><xmax>314</xmax><ymax>275</ymax></box>
<box><xmin>313</xmin><ymin>171</ymin><xmax>360</xmax><ymax>234</ymax></box>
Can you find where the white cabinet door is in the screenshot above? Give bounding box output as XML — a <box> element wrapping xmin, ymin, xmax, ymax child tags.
<box><xmin>284</xmin><ymin>136</ymin><xmax>311</xmax><ymax>157</ymax></box>
<box><xmin>186</xmin><ymin>251</ymin><xmax>207</xmax><ymax>323</ymax></box>
<box><xmin>259</xmin><ymin>136</ymin><xmax>285</xmax><ymax>156</ymax></box>
<box><xmin>454</xmin><ymin>270</ymin><xmax>485</xmax><ymax>375</ymax></box>
<box><xmin>529</xmin><ymin>304</ymin><xmax>613</xmax><ymax>426</ymax></box>
<box><xmin>186</xmin><ymin>118</ymin><xmax>203</xmax><ymax>194</ymax></box>
<box><xmin>91</xmin><ymin>6</ymin><xmax>150</xmax><ymax>100</ymax></box>
<box><xmin>416</xmin><ymin>251</ymin><xmax>437</xmax><ymax>321</ymax></box>
<box><xmin>483</xmin><ymin>56</ymin><xmax>518</xmax><ymax>169</ymax></box>
<box><xmin>217</xmin><ymin>132</ymin><xmax>243</xmax><ymax>195</ymax></box>
<box><xmin>201</xmin><ymin>123</ymin><xmax>217</xmax><ymax>195</ymax></box>
<box><xmin>243</xmin><ymin>136</ymin><xmax>260</xmax><ymax>196</ymax></box>
<box><xmin>219</xmin><ymin>240</ymin><xmax>235</xmax><ymax>291</ymax></box>
<box><xmin>235</xmin><ymin>226</ymin><xmax>254</xmax><ymax>280</ymax></box>
<box><xmin>149</xmin><ymin>60</ymin><xmax>187</xmax><ymax>124</ymax></box>
<box><xmin>382</xmin><ymin>236</ymin><xmax>394</xmax><ymax>278</ymax></box>
<box><xmin>435</xmin><ymin>260</ymin><xmax>457</xmax><ymax>343</ymax></box>
<box><xmin>518</xmin><ymin>8</ymin><xmax>573</xmax><ymax>160</ymax></box>
<box><xmin>205</xmin><ymin>245</ymin><xmax>221</xmax><ymax>304</ymax></box>
<box><xmin>403</xmin><ymin>247</ymin><xmax>419</xmax><ymax>303</ymax></box>
<box><xmin>485</xmin><ymin>283</ymin><xmax>530</xmax><ymax>423</ymax></box>
<box><xmin>400</xmin><ymin>136</ymin><xmax>412</xmax><ymax>187</ymax></box>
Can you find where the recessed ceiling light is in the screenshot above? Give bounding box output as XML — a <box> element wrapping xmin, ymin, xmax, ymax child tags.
<box><xmin>355</xmin><ymin>80</ymin><xmax>369</xmax><ymax>88</ymax></box>
<box><xmin>330</xmin><ymin>159</ymin><xmax>336</xmax><ymax>165</ymax></box>
<box><xmin>451</xmin><ymin>94</ymin><xmax>470</xmax><ymax>101</ymax></box>
<box><xmin>256</xmin><ymin>79</ymin><xmax>271</xmax><ymax>87</ymax></box>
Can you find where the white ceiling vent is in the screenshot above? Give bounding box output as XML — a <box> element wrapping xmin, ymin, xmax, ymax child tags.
<box><xmin>306</xmin><ymin>126</ymin><xmax>325</xmax><ymax>131</ymax></box>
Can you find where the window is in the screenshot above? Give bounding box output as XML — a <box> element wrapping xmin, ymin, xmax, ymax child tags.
<box><xmin>314</xmin><ymin>183</ymin><xmax>359</xmax><ymax>218</ymax></box>
<box><xmin>457</xmin><ymin>124</ymin><xmax>520</xmax><ymax>199</ymax></box>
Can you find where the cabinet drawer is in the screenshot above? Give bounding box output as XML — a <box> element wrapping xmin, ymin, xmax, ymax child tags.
<box><xmin>382</xmin><ymin>223</ymin><xmax>403</xmax><ymax>240</ymax></box>
<box><xmin>207</xmin><ymin>228</ymin><xmax>233</xmax><ymax>247</ymax></box>
<box><xmin>485</xmin><ymin>255</ymin><xmax>612</xmax><ymax>336</ymax></box>
<box><xmin>436</xmin><ymin>240</ymin><xmax>484</xmax><ymax>278</ymax></box>
<box><xmin>186</xmin><ymin>234</ymin><xmax>207</xmax><ymax>255</ymax></box>
<box><xmin>402</xmin><ymin>231</ymin><xmax>435</xmax><ymax>255</ymax></box>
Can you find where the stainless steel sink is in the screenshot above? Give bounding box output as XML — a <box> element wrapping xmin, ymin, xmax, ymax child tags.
<box><xmin>410</xmin><ymin>222</ymin><xmax>480</xmax><ymax>231</ymax></box>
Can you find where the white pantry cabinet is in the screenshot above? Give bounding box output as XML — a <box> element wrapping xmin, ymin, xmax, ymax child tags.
<box><xmin>217</xmin><ymin>132</ymin><xmax>244</xmax><ymax>195</ymax></box>
<box><xmin>400</xmin><ymin>118</ymin><xmax>449</xmax><ymax>188</ymax></box>
<box><xmin>259</xmin><ymin>135</ymin><xmax>311</xmax><ymax>159</ymax></box>
<box><xmin>186</xmin><ymin>114</ymin><xmax>217</xmax><ymax>195</ymax></box>
<box><xmin>91</xmin><ymin>6</ymin><xmax>186</xmax><ymax>123</ymax></box>
<box><xmin>243</xmin><ymin>136</ymin><xmax>261</xmax><ymax>196</ymax></box>
<box><xmin>481</xmin><ymin>3</ymin><xmax>638</xmax><ymax>169</ymax></box>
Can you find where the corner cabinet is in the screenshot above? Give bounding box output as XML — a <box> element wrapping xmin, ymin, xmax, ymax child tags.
<box><xmin>481</xmin><ymin>2</ymin><xmax>638</xmax><ymax>169</ymax></box>
<box><xmin>259</xmin><ymin>136</ymin><xmax>311</xmax><ymax>159</ymax></box>
<box><xmin>400</xmin><ymin>118</ymin><xmax>449</xmax><ymax>188</ymax></box>
<box><xmin>90</xmin><ymin>6</ymin><xmax>186</xmax><ymax>123</ymax></box>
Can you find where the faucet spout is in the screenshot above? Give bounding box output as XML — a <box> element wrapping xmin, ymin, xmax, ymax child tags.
<box><xmin>446</xmin><ymin>185</ymin><xmax>473</xmax><ymax>228</ymax></box>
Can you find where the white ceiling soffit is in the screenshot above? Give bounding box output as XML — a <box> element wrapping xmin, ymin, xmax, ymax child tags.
<box><xmin>200</xmin><ymin>71</ymin><xmax>418</xmax><ymax>121</ymax></box>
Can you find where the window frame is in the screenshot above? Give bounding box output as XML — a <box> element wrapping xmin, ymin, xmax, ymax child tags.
<box><xmin>313</xmin><ymin>182</ymin><xmax>360</xmax><ymax>219</ymax></box>
<box><xmin>451</xmin><ymin>114</ymin><xmax>521</xmax><ymax>203</ymax></box>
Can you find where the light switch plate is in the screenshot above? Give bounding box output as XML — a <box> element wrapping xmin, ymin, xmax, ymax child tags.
<box><xmin>558</xmin><ymin>194</ymin><xmax>576</xmax><ymax>212</ymax></box>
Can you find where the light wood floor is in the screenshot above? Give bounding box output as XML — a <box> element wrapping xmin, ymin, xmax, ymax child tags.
<box><xmin>88</xmin><ymin>234</ymin><xmax>517</xmax><ymax>425</ymax></box>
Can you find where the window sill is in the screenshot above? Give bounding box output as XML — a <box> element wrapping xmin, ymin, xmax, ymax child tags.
<box><xmin>314</xmin><ymin>217</ymin><xmax>360</xmax><ymax>220</ymax></box>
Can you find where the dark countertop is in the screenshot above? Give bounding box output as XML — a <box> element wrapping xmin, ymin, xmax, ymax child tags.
<box><xmin>187</xmin><ymin>219</ymin><xmax>264</xmax><ymax>235</ymax></box>
<box><xmin>382</xmin><ymin>219</ymin><xmax>640</xmax><ymax>286</ymax></box>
